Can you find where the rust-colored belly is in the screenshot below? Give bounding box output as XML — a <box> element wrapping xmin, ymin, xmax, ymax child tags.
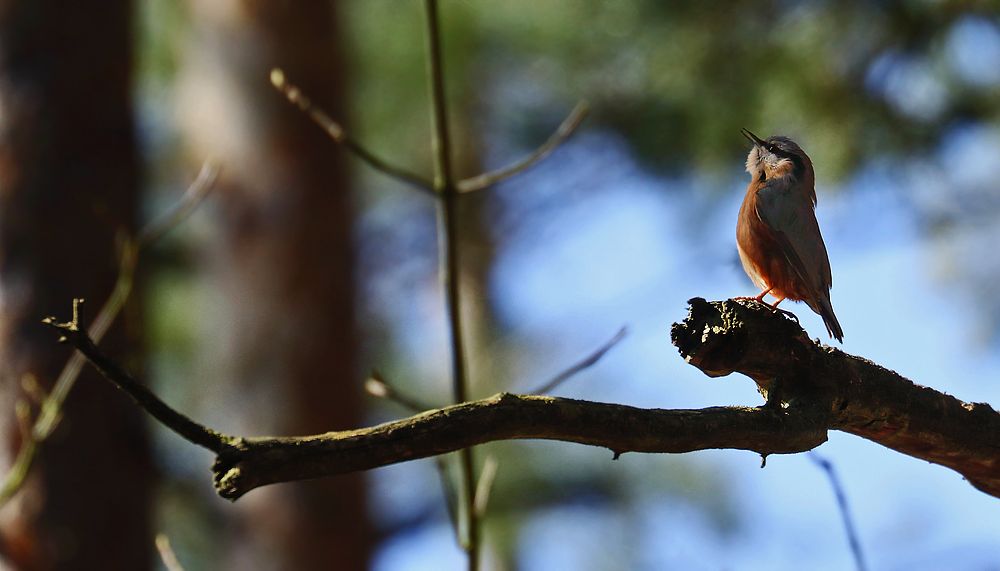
<box><xmin>736</xmin><ymin>187</ymin><xmax>810</xmax><ymax>301</ymax></box>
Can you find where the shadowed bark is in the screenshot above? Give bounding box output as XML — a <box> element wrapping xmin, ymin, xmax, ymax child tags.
<box><xmin>45</xmin><ymin>297</ymin><xmax>1000</xmax><ymax>502</ymax></box>
<box><xmin>672</xmin><ymin>298</ymin><xmax>1000</xmax><ymax>498</ymax></box>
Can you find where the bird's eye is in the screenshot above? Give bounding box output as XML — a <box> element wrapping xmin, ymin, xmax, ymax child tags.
<box><xmin>758</xmin><ymin>170</ymin><xmax>766</xmax><ymax>182</ymax></box>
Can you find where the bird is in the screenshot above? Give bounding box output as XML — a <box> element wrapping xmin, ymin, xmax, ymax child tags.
<box><xmin>735</xmin><ymin>128</ymin><xmax>843</xmax><ymax>342</ymax></box>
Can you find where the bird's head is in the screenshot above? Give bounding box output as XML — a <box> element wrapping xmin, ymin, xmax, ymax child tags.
<box><xmin>742</xmin><ymin>129</ymin><xmax>814</xmax><ymax>186</ymax></box>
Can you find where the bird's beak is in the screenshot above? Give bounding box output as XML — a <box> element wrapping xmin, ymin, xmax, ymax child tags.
<box><xmin>741</xmin><ymin>128</ymin><xmax>766</xmax><ymax>147</ymax></box>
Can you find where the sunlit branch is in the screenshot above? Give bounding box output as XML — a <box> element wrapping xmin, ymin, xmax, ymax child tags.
<box><xmin>457</xmin><ymin>101</ymin><xmax>590</xmax><ymax>193</ymax></box>
<box><xmin>270</xmin><ymin>68</ymin><xmax>435</xmax><ymax>194</ymax></box>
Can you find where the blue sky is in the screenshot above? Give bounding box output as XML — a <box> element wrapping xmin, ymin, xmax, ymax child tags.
<box><xmin>370</xmin><ymin>120</ymin><xmax>1000</xmax><ymax>569</ymax></box>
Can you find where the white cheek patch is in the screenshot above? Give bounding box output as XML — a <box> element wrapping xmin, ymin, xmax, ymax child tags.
<box><xmin>745</xmin><ymin>147</ymin><xmax>760</xmax><ymax>175</ymax></box>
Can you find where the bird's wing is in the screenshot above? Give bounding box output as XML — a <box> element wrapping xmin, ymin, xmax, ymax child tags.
<box><xmin>754</xmin><ymin>176</ymin><xmax>833</xmax><ymax>295</ymax></box>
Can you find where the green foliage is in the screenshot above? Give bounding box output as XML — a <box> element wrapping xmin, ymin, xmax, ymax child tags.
<box><xmin>345</xmin><ymin>1</ymin><xmax>1000</xmax><ymax>184</ymax></box>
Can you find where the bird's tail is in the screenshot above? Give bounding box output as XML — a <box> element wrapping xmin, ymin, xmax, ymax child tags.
<box><xmin>811</xmin><ymin>294</ymin><xmax>843</xmax><ymax>343</ymax></box>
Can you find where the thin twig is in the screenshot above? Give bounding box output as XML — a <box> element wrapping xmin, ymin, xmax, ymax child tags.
<box><xmin>41</xmin><ymin>310</ymin><xmax>233</xmax><ymax>453</ymax></box>
<box><xmin>37</xmin><ymin>163</ymin><xmax>218</xmax><ymax>438</ymax></box>
<box><xmin>364</xmin><ymin>371</ymin><xmax>434</xmax><ymax>413</ymax></box>
<box><xmin>136</xmin><ymin>163</ymin><xmax>219</xmax><ymax>248</ymax></box>
<box><xmin>270</xmin><ymin>69</ymin><xmax>435</xmax><ymax>194</ymax></box>
<box><xmin>422</xmin><ymin>1</ymin><xmax>479</xmax><ymax>568</ymax></box>
<box><xmin>457</xmin><ymin>101</ymin><xmax>590</xmax><ymax>193</ymax></box>
<box><xmin>809</xmin><ymin>453</ymin><xmax>868</xmax><ymax>571</ymax></box>
<box><xmin>529</xmin><ymin>326</ymin><xmax>628</xmax><ymax>395</ymax></box>
<box><xmin>0</xmin><ymin>164</ymin><xmax>218</xmax><ymax>508</ymax></box>
<box><xmin>155</xmin><ymin>533</ymin><xmax>186</xmax><ymax>571</ymax></box>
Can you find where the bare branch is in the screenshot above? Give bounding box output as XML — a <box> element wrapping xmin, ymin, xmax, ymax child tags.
<box><xmin>36</xmin><ymin>164</ymin><xmax>218</xmax><ymax>439</ymax></box>
<box><xmin>529</xmin><ymin>326</ymin><xmax>627</xmax><ymax>395</ymax></box>
<box><xmin>46</xmin><ymin>297</ymin><xmax>1000</xmax><ymax>505</ymax></box>
<box><xmin>136</xmin><ymin>163</ymin><xmax>219</xmax><ymax>248</ymax></box>
<box><xmin>457</xmin><ymin>101</ymin><xmax>590</xmax><ymax>193</ymax></box>
<box><xmin>41</xmin><ymin>311</ymin><xmax>234</xmax><ymax>454</ymax></box>
<box><xmin>0</xmin><ymin>166</ymin><xmax>217</xmax><ymax>508</ymax></box>
<box><xmin>364</xmin><ymin>371</ymin><xmax>434</xmax><ymax>413</ymax></box>
<box><xmin>422</xmin><ymin>0</ymin><xmax>479</xmax><ymax>566</ymax></box>
<box><xmin>270</xmin><ymin>68</ymin><xmax>435</xmax><ymax>194</ymax></box>
<box><xmin>672</xmin><ymin>297</ymin><xmax>1000</xmax><ymax>498</ymax></box>
<box><xmin>363</xmin><ymin>371</ymin><xmax>459</xmax><ymax>535</ymax></box>
<box><xmin>209</xmin><ymin>394</ymin><xmax>825</xmax><ymax>500</ymax></box>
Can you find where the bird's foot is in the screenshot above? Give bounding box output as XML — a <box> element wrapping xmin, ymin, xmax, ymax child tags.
<box><xmin>731</xmin><ymin>296</ymin><xmax>800</xmax><ymax>324</ymax></box>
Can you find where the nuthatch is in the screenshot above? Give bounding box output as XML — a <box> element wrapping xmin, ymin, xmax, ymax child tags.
<box><xmin>736</xmin><ymin>129</ymin><xmax>843</xmax><ymax>342</ymax></box>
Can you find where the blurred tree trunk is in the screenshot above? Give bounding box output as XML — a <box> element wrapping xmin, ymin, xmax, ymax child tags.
<box><xmin>179</xmin><ymin>2</ymin><xmax>370</xmax><ymax>569</ymax></box>
<box><xmin>0</xmin><ymin>1</ymin><xmax>153</xmax><ymax>569</ymax></box>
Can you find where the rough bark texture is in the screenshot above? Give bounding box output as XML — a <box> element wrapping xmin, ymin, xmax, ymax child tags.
<box><xmin>211</xmin><ymin>392</ymin><xmax>827</xmax><ymax>499</ymax></box>
<box><xmin>672</xmin><ymin>298</ymin><xmax>1000</xmax><ymax>497</ymax></box>
<box><xmin>205</xmin><ymin>298</ymin><xmax>998</xmax><ymax>501</ymax></box>
<box><xmin>45</xmin><ymin>297</ymin><xmax>1000</xmax><ymax>505</ymax></box>
<box><xmin>0</xmin><ymin>1</ymin><xmax>153</xmax><ymax>568</ymax></box>
<box><xmin>179</xmin><ymin>1</ymin><xmax>370</xmax><ymax>569</ymax></box>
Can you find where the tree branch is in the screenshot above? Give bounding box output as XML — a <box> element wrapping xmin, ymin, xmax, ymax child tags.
<box><xmin>422</xmin><ymin>1</ymin><xmax>480</xmax><ymax>566</ymax></box>
<box><xmin>211</xmin><ymin>394</ymin><xmax>826</xmax><ymax>500</ymax></box>
<box><xmin>0</xmin><ymin>164</ymin><xmax>218</xmax><ymax>508</ymax></box>
<box><xmin>671</xmin><ymin>297</ymin><xmax>1000</xmax><ymax>498</ymax></box>
<box><xmin>456</xmin><ymin>101</ymin><xmax>589</xmax><ymax>193</ymax></box>
<box><xmin>41</xmin><ymin>307</ymin><xmax>234</xmax><ymax>454</ymax></box>
<box><xmin>270</xmin><ymin>68</ymin><xmax>435</xmax><ymax>194</ymax></box>
<box><xmin>43</xmin><ymin>297</ymin><xmax>1000</xmax><ymax>503</ymax></box>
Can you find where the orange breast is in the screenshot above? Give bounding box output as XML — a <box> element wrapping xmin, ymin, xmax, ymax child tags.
<box><xmin>736</xmin><ymin>183</ymin><xmax>811</xmax><ymax>301</ymax></box>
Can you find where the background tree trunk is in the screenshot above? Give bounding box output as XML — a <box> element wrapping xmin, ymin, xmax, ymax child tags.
<box><xmin>178</xmin><ymin>1</ymin><xmax>371</xmax><ymax>569</ymax></box>
<box><xmin>0</xmin><ymin>1</ymin><xmax>153</xmax><ymax>569</ymax></box>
